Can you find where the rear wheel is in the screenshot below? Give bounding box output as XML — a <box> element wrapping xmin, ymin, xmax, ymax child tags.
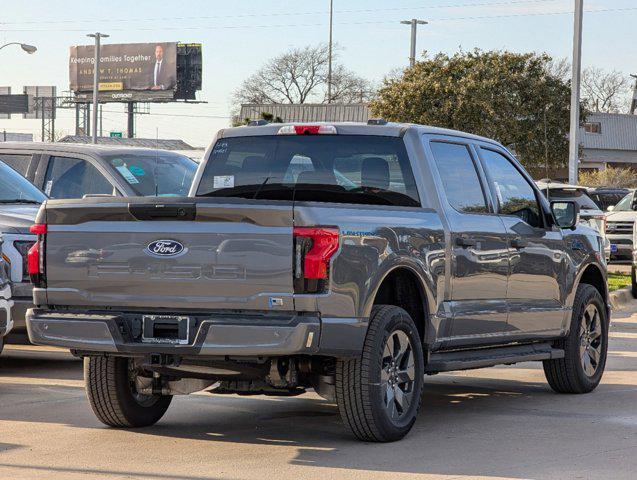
<box><xmin>631</xmin><ymin>265</ymin><xmax>637</xmax><ymax>298</ymax></box>
<box><xmin>336</xmin><ymin>305</ymin><xmax>424</xmax><ymax>442</ymax></box>
<box><xmin>84</xmin><ymin>356</ymin><xmax>172</xmax><ymax>428</ymax></box>
<box><xmin>543</xmin><ymin>283</ymin><xmax>608</xmax><ymax>394</ymax></box>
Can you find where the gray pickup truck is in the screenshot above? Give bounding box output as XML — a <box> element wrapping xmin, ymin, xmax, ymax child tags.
<box><xmin>27</xmin><ymin>122</ymin><xmax>609</xmax><ymax>442</ymax></box>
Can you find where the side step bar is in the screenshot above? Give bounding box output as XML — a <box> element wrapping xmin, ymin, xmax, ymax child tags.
<box><xmin>425</xmin><ymin>343</ymin><xmax>564</xmax><ymax>373</ymax></box>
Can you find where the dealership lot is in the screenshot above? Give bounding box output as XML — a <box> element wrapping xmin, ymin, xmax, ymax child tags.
<box><xmin>0</xmin><ymin>305</ymin><xmax>634</xmax><ymax>480</ymax></box>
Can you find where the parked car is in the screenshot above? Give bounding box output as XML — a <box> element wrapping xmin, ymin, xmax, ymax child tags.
<box><xmin>0</xmin><ymin>143</ymin><xmax>197</xmax><ymax>200</ymax></box>
<box><xmin>27</xmin><ymin>122</ymin><xmax>609</xmax><ymax>442</ymax></box>
<box><xmin>0</xmin><ymin>160</ymin><xmax>47</xmax><ymax>344</ymax></box>
<box><xmin>605</xmin><ymin>191</ymin><xmax>637</xmax><ymax>261</ymax></box>
<box><xmin>0</xmin><ymin>145</ymin><xmax>197</xmax><ymax>343</ymax></box>
<box><xmin>536</xmin><ymin>181</ymin><xmax>610</xmax><ymax>262</ymax></box>
<box><xmin>588</xmin><ymin>187</ymin><xmax>631</xmax><ymax>211</ymax></box>
<box><xmin>0</xmin><ymin>233</ymin><xmax>13</xmax><ymax>354</ymax></box>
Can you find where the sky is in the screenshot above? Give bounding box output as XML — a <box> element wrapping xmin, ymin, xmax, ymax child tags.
<box><xmin>0</xmin><ymin>0</ymin><xmax>636</xmax><ymax>148</ymax></box>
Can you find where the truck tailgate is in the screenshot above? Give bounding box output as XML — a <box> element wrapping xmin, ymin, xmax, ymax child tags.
<box><xmin>42</xmin><ymin>198</ymin><xmax>295</xmax><ymax>311</ymax></box>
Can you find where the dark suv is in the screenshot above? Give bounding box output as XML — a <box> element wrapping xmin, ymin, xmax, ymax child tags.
<box><xmin>27</xmin><ymin>123</ymin><xmax>609</xmax><ymax>442</ymax></box>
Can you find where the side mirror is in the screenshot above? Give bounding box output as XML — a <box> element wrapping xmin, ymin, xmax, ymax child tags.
<box><xmin>551</xmin><ymin>201</ymin><xmax>580</xmax><ymax>230</ymax></box>
<box><xmin>607</xmin><ymin>205</ymin><xmax>615</xmax><ymax>212</ymax></box>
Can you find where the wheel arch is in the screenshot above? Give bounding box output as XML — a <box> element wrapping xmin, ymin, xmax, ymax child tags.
<box><xmin>366</xmin><ymin>264</ymin><xmax>433</xmax><ymax>344</ymax></box>
<box><xmin>574</xmin><ymin>262</ymin><xmax>609</xmax><ymax>319</ymax></box>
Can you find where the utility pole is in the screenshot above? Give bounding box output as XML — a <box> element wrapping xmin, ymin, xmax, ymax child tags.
<box><xmin>87</xmin><ymin>32</ymin><xmax>109</xmax><ymax>144</ymax></box>
<box><xmin>568</xmin><ymin>1</ymin><xmax>583</xmax><ymax>185</ymax></box>
<box><xmin>327</xmin><ymin>0</ymin><xmax>334</xmax><ymax>103</ymax></box>
<box><xmin>400</xmin><ymin>19</ymin><xmax>428</xmax><ymax>67</ymax></box>
<box><xmin>630</xmin><ymin>74</ymin><xmax>637</xmax><ymax>114</ymax></box>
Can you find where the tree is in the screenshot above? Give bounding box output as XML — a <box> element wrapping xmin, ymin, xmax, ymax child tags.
<box><xmin>233</xmin><ymin>44</ymin><xmax>372</xmax><ymax>107</ymax></box>
<box><xmin>581</xmin><ymin>67</ymin><xmax>631</xmax><ymax>113</ymax></box>
<box><xmin>370</xmin><ymin>50</ymin><xmax>583</xmax><ymax>176</ymax></box>
<box><xmin>579</xmin><ymin>166</ymin><xmax>637</xmax><ymax>188</ymax></box>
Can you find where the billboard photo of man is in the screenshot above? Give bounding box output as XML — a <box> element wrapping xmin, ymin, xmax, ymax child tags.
<box><xmin>151</xmin><ymin>44</ymin><xmax>176</xmax><ymax>90</ymax></box>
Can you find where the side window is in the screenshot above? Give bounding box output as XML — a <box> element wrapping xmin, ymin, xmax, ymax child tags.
<box><xmin>430</xmin><ymin>142</ymin><xmax>488</xmax><ymax>214</ymax></box>
<box><xmin>0</xmin><ymin>153</ymin><xmax>31</xmax><ymax>176</ymax></box>
<box><xmin>480</xmin><ymin>148</ymin><xmax>543</xmax><ymax>228</ymax></box>
<box><xmin>44</xmin><ymin>156</ymin><xmax>114</xmax><ymax>199</ymax></box>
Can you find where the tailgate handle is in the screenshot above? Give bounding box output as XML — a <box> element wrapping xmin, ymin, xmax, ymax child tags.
<box><xmin>128</xmin><ymin>203</ymin><xmax>196</xmax><ymax>221</ymax></box>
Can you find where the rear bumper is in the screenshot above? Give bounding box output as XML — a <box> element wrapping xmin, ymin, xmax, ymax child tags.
<box><xmin>26</xmin><ymin>309</ymin><xmax>367</xmax><ymax>358</ymax></box>
<box><xmin>4</xmin><ymin>297</ymin><xmax>32</xmax><ymax>334</ymax></box>
<box><xmin>0</xmin><ymin>285</ymin><xmax>14</xmax><ymax>338</ymax></box>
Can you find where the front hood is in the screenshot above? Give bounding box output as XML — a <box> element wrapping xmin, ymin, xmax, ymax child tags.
<box><xmin>0</xmin><ymin>204</ymin><xmax>39</xmax><ymax>234</ymax></box>
<box><xmin>606</xmin><ymin>211</ymin><xmax>637</xmax><ymax>222</ymax></box>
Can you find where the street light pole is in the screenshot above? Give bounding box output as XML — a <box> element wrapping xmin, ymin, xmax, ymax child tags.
<box><xmin>87</xmin><ymin>32</ymin><xmax>109</xmax><ymax>144</ymax></box>
<box><xmin>400</xmin><ymin>19</ymin><xmax>428</xmax><ymax>67</ymax></box>
<box><xmin>327</xmin><ymin>0</ymin><xmax>334</xmax><ymax>104</ymax></box>
<box><xmin>568</xmin><ymin>0</ymin><xmax>584</xmax><ymax>184</ymax></box>
<box><xmin>0</xmin><ymin>42</ymin><xmax>37</xmax><ymax>54</ymax></box>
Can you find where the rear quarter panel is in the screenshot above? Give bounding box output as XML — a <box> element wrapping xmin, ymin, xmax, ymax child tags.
<box><xmin>294</xmin><ymin>204</ymin><xmax>446</xmax><ymax>320</ymax></box>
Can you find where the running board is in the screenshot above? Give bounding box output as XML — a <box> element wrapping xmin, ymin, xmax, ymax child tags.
<box><xmin>426</xmin><ymin>343</ymin><xmax>564</xmax><ymax>373</ymax></box>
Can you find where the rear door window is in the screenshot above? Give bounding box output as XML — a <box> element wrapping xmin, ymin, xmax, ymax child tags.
<box><xmin>0</xmin><ymin>153</ymin><xmax>32</xmax><ymax>176</ymax></box>
<box><xmin>44</xmin><ymin>156</ymin><xmax>114</xmax><ymax>199</ymax></box>
<box><xmin>196</xmin><ymin>135</ymin><xmax>420</xmax><ymax>207</ymax></box>
<box><xmin>430</xmin><ymin>142</ymin><xmax>488</xmax><ymax>214</ymax></box>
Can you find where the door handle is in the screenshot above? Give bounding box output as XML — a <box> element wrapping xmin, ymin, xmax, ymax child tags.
<box><xmin>510</xmin><ymin>238</ymin><xmax>528</xmax><ymax>249</ymax></box>
<box><xmin>455</xmin><ymin>237</ymin><xmax>478</xmax><ymax>248</ymax></box>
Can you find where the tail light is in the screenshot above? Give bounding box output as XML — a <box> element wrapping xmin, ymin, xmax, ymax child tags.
<box><xmin>293</xmin><ymin>227</ymin><xmax>339</xmax><ymax>294</ymax></box>
<box><xmin>27</xmin><ymin>223</ymin><xmax>47</xmax><ymax>287</ymax></box>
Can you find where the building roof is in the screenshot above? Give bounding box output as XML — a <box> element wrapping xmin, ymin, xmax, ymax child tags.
<box><xmin>58</xmin><ymin>135</ymin><xmax>195</xmax><ymax>150</ymax></box>
<box><xmin>581</xmin><ymin>112</ymin><xmax>637</xmax><ymax>151</ymax></box>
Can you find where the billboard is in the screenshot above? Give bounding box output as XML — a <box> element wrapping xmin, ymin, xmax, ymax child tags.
<box><xmin>70</xmin><ymin>42</ymin><xmax>177</xmax><ymax>94</ymax></box>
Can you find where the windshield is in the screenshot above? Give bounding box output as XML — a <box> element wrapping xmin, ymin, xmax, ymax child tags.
<box><xmin>104</xmin><ymin>152</ymin><xmax>197</xmax><ymax>196</ymax></box>
<box><xmin>613</xmin><ymin>193</ymin><xmax>635</xmax><ymax>211</ymax></box>
<box><xmin>196</xmin><ymin>135</ymin><xmax>420</xmax><ymax>207</ymax></box>
<box><xmin>543</xmin><ymin>188</ymin><xmax>599</xmax><ymax>210</ymax></box>
<box><xmin>0</xmin><ymin>161</ymin><xmax>46</xmax><ymax>203</ymax></box>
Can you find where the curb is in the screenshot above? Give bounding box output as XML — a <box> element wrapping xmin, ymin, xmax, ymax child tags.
<box><xmin>609</xmin><ymin>286</ymin><xmax>634</xmax><ymax>310</ymax></box>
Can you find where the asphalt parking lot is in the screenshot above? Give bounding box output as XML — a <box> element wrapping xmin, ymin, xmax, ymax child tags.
<box><xmin>1</xmin><ymin>305</ymin><xmax>636</xmax><ymax>480</ymax></box>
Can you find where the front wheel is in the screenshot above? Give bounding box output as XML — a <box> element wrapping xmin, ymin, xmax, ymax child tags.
<box><xmin>84</xmin><ymin>356</ymin><xmax>172</xmax><ymax>428</ymax></box>
<box><xmin>543</xmin><ymin>283</ymin><xmax>609</xmax><ymax>394</ymax></box>
<box><xmin>336</xmin><ymin>305</ymin><xmax>424</xmax><ymax>442</ymax></box>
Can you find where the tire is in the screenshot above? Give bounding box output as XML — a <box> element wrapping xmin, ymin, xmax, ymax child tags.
<box><xmin>84</xmin><ymin>356</ymin><xmax>172</xmax><ymax>428</ymax></box>
<box><xmin>543</xmin><ymin>283</ymin><xmax>609</xmax><ymax>394</ymax></box>
<box><xmin>632</xmin><ymin>265</ymin><xmax>637</xmax><ymax>298</ymax></box>
<box><xmin>0</xmin><ymin>336</ymin><xmax>3</xmax><ymax>355</ymax></box>
<box><xmin>336</xmin><ymin>305</ymin><xmax>424</xmax><ymax>442</ymax></box>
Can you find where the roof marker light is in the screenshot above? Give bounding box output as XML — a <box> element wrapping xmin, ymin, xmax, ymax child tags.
<box><xmin>277</xmin><ymin>125</ymin><xmax>337</xmax><ymax>135</ymax></box>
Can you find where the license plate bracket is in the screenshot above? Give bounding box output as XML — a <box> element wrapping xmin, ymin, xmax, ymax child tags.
<box><xmin>142</xmin><ymin>315</ymin><xmax>190</xmax><ymax>344</ymax></box>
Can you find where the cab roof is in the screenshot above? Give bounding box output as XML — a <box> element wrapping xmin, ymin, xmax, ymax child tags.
<box><xmin>218</xmin><ymin>122</ymin><xmax>502</xmax><ymax>146</ymax></box>
<box><xmin>0</xmin><ymin>141</ymin><xmax>188</xmax><ymax>158</ymax></box>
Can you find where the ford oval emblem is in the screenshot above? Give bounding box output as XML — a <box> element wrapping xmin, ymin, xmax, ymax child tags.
<box><xmin>146</xmin><ymin>239</ymin><xmax>185</xmax><ymax>257</ymax></box>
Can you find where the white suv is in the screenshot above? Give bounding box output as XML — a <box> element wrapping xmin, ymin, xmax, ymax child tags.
<box><xmin>0</xmin><ymin>234</ymin><xmax>14</xmax><ymax>354</ymax></box>
<box><xmin>606</xmin><ymin>192</ymin><xmax>637</xmax><ymax>261</ymax></box>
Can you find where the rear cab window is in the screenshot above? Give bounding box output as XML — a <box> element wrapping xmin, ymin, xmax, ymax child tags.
<box><xmin>196</xmin><ymin>135</ymin><xmax>420</xmax><ymax>207</ymax></box>
<box><xmin>103</xmin><ymin>152</ymin><xmax>197</xmax><ymax>197</ymax></box>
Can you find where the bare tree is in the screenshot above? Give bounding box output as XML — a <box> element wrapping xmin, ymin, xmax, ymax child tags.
<box><xmin>581</xmin><ymin>67</ymin><xmax>631</xmax><ymax>113</ymax></box>
<box><xmin>547</xmin><ymin>57</ymin><xmax>571</xmax><ymax>83</ymax></box>
<box><xmin>233</xmin><ymin>44</ymin><xmax>372</xmax><ymax>107</ymax></box>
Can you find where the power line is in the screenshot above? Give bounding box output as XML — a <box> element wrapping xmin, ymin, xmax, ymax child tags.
<box><xmin>0</xmin><ymin>0</ymin><xmax>567</xmax><ymax>25</ymax></box>
<box><xmin>2</xmin><ymin>5</ymin><xmax>635</xmax><ymax>33</ymax></box>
